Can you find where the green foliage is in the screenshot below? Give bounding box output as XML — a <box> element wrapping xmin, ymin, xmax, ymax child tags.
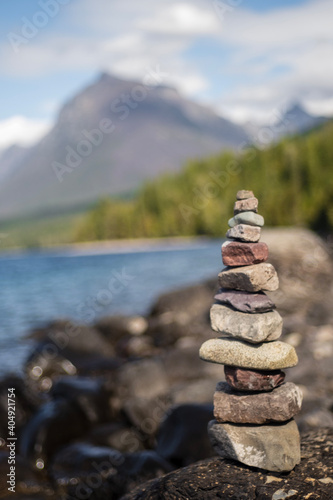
<box><xmin>73</xmin><ymin>120</ymin><xmax>333</xmax><ymax>241</ymax></box>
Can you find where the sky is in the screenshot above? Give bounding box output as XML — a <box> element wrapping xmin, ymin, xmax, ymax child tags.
<box><xmin>0</xmin><ymin>0</ymin><xmax>332</xmax><ymax>151</ymax></box>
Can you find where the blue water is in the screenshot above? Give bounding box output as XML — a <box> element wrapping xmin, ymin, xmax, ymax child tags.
<box><xmin>0</xmin><ymin>239</ymin><xmax>223</xmax><ymax>375</ymax></box>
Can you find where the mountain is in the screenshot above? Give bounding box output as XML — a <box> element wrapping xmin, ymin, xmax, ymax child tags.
<box><xmin>0</xmin><ymin>144</ymin><xmax>29</xmax><ymax>182</ymax></box>
<box><xmin>0</xmin><ymin>73</ymin><xmax>249</xmax><ymax>220</ymax></box>
<box><xmin>245</xmin><ymin>103</ymin><xmax>327</xmax><ymax>144</ymax></box>
<box><xmin>274</xmin><ymin>103</ymin><xmax>327</xmax><ymax>138</ymax></box>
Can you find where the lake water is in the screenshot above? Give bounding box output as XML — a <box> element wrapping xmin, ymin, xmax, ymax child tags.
<box><xmin>0</xmin><ymin>239</ymin><xmax>223</xmax><ymax>375</ymax></box>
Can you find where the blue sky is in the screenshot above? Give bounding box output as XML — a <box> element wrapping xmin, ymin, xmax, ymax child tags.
<box><xmin>0</xmin><ymin>0</ymin><xmax>332</xmax><ymax>150</ymax></box>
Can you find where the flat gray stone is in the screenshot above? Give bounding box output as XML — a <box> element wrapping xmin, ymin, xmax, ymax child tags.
<box><xmin>226</xmin><ymin>224</ymin><xmax>261</xmax><ymax>243</ymax></box>
<box><xmin>210</xmin><ymin>303</ymin><xmax>282</xmax><ymax>343</ymax></box>
<box><xmin>199</xmin><ymin>338</ymin><xmax>298</xmax><ymax>370</ymax></box>
<box><xmin>214</xmin><ymin>382</ymin><xmax>303</xmax><ymax>424</ymax></box>
<box><xmin>236</xmin><ymin>190</ymin><xmax>254</xmax><ymax>200</ymax></box>
<box><xmin>219</xmin><ymin>263</ymin><xmax>279</xmax><ymax>292</ymax></box>
<box><xmin>214</xmin><ymin>289</ymin><xmax>275</xmax><ymax>313</ymax></box>
<box><xmin>229</xmin><ymin>212</ymin><xmax>264</xmax><ymax>228</ymax></box>
<box><xmin>208</xmin><ymin>419</ymin><xmax>301</xmax><ymax>472</ymax></box>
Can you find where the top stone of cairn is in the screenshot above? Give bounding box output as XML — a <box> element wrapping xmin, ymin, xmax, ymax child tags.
<box><xmin>236</xmin><ymin>190</ymin><xmax>254</xmax><ymax>200</ymax></box>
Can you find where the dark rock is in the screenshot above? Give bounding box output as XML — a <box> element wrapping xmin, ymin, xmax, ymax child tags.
<box><xmin>150</xmin><ymin>280</ymin><xmax>215</xmax><ymax>320</ymax></box>
<box><xmin>222</xmin><ymin>241</ymin><xmax>268</xmax><ymax>266</ymax></box>
<box><xmin>95</xmin><ymin>315</ymin><xmax>148</xmax><ymax>345</ymax></box>
<box><xmin>19</xmin><ymin>399</ymin><xmax>90</xmax><ymax>465</ymax></box>
<box><xmin>214</xmin><ymin>288</ymin><xmax>275</xmax><ymax>313</ymax></box>
<box><xmin>214</xmin><ymin>382</ymin><xmax>302</xmax><ymax>424</ymax></box>
<box><xmin>28</xmin><ymin>319</ymin><xmax>115</xmax><ymax>357</ymax></box>
<box><xmin>170</xmin><ymin>378</ymin><xmax>216</xmax><ymax>405</ymax></box>
<box><xmin>224</xmin><ymin>365</ymin><xmax>285</xmax><ymax>392</ymax></box>
<box><xmin>116</xmin><ymin>359</ymin><xmax>168</xmax><ymax>402</ymax></box>
<box><xmin>146</xmin><ymin>280</ymin><xmax>215</xmax><ymax>348</ymax></box>
<box><xmin>115</xmin><ymin>335</ymin><xmax>155</xmax><ymax>358</ymax></box>
<box><xmin>156</xmin><ymin>404</ymin><xmax>215</xmax><ymax>467</ymax></box>
<box><xmin>25</xmin><ymin>340</ymin><xmax>121</xmax><ymax>391</ymax></box>
<box><xmin>122</xmin><ymin>395</ymin><xmax>171</xmax><ymax>447</ymax></box>
<box><xmin>123</xmin><ymin>428</ymin><xmax>333</xmax><ymax>500</ymax></box>
<box><xmin>88</xmin><ymin>423</ymin><xmax>146</xmax><ymax>453</ymax></box>
<box><xmin>51</xmin><ymin>376</ymin><xmax>113</xmax><ymax>423</ymax></box>
<box><xmin>51</xmin><ymin>443</ymin><xmax>172</xmax><ymax>499</ymax></box>
<box><xmin>162</xmin><ymin>345</ymin><xmax>222</xmax><ymax>386</ymax></box>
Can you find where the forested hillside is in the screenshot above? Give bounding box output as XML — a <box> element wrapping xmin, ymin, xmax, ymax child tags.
<box><xmin>75</xmin><ymin>121</ymin><xmax>333</xmax><ymax>241</ymax></box>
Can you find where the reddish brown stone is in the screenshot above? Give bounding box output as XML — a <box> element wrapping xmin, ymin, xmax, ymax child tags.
<box><xmin>222</xmin><ymin>241</ymin><xmax>268</xmax><ymax>266</ymax></box>
<box><xmin>213</xmin><ymin>382</ymin><xmax>302</xmax><ymax>424</ymax></box>
<box><xmin>224</xmin><ymin>365</ymin><xmax>286</xmax><ymax>392</ymax></box>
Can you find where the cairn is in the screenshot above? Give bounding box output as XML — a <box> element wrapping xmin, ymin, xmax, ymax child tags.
<box><xmin>200</xmin><ymin>190</ymin><xmax>302</xmax><ymax>472</ymax></box>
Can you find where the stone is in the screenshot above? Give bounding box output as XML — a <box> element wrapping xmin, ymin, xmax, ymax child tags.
<box><xmin>51</xmin><ymin>443</ymin><xmax>173</xmax><ymax>499</ymax></box>
<box><xmin>214</xmin><ymin>289</ymin><xmax>275</xmax><ymax>313</ymax></box>
<box><xmin>222</xmin><ymin>241</ymin><xmax>268</xmax><ymax>266</ymax></box>
<box><xmin>234</xmin><ymin>197</ymin><xmax>258</xmax><ymax>215</ymax></box>
<box><xmin>224</xmin><ymin>365</ymin><xmax>285</xmax><ymax>392</ymax></box>
<box><xmin>229</xmin><ymin>211</ymin><xmax>264</xmax><ymax>228</ymax></box>
<box><xmin>199</xmin><ymin>338</ymin><xmax>298</xmax><ymax>370</ymax></box>
<box><xmin>210</xmin><ymin>303</ymin><xmax>282</xmax><ymax>343</ymax></box>
<box><xmin>156</xmin><ymin>404</ymin><xmax>215</xmax><ymax>467</ymax></box>
<box><xmin>123</xmin><ymin>428</ymin><xmax>333</xmax><ymax>499</ymax></box>
<box><xmin>236</xmin><ymin>189</ymin><xmax>254</xmax><ymax>200</ymax></box>
<box><xmin>213</xmin><ymin>382</ymin><xmax>303</xmax><ymax>424</ymax></box>
<box><xmin>219</xmin><ymin>263</ymin><xmax>279</xmax><ymax>292</ymax></box>
<box><xmin>227</xmin><ymin>224</ymin><xmax>261</xmax><ymax>242</ymax></box>
<box><xmin>208</xmin><ymin>419</ymin><xmax>301</xmax><ymax>472</ymax></box>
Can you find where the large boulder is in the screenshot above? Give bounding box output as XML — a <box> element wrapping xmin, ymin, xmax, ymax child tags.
<box><xmin>156</xmin><ymin>404</ymin><xmax>215</xmax><ymax>467</ymax></box>
<box><xmin>263</xmin><ymin>228</ymin><xmax>333</xmax><ymax>324</ymax></box>
<box><xmin>147</xmin><ymin>281</ymin><xmax>215</xmax><ymax>347</ymax></box>
<box><xmin>50</xmin><ymin>443</ymin><xmax>173</xmax><ymax>499</ymax></box>
<box><xmin>123</xmin><ymin>428</ymin><xmax>333</xmax><ymax>499</ymax></box>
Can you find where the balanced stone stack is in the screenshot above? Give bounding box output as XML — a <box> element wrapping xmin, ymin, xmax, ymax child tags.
<box><xmin>199</xmin><ymin>190</ymin><xmax>302</xmax><ymax>472</ymax></box>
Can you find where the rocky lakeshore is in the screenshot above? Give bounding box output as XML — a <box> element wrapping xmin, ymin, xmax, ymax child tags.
<box><xmin>0</xmin><ymin>227</ymin><xmax>333</xmax><ymax>499</ymax></box>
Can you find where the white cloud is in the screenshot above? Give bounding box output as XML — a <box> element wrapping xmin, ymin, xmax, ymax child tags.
<box><xmin>214</xmin><ymin>0</ymin><xmax>333</xmax><ymax>121</ymax></box>
<box><xmin>0</xmin><ymin>0</ymin><xmax>332</xmax><ymax>123</ymax></box>
<box><xmin>138</xmin><ymin>3</ymin><xmax>220</xmax><ymax>35</ymax></box>
<box><xmin>0</xmin><ymin>116</ymin><xmax>52</xmax><ymax>151</ymax></box>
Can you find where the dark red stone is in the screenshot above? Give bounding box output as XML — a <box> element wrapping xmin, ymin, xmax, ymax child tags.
<box><xmin>222</xmin><ymin>241</ymin><xmax>268</xmax><ymax>266</ymax></box>
<box><xmin>224</xmin><ymin>365</ymin><xmax>286</xmax><ymax>392</ymax></box>
<box><xmin>214</xmin><ymin>289</ymin><xmax>275</xmax><ymax>313</ymax></box>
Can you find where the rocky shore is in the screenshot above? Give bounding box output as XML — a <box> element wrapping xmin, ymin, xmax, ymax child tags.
<box><xmin>0</xmin><ymin>227</ymin><xmax>333</xmax><ymax>499</ymax></box>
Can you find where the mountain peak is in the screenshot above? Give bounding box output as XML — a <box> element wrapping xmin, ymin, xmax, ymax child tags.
<box><xmin>0</xmin><ymin>73</ymin><xmax>248</xmax><ymax>219</ymax></box>
<box><xmin>97</xmin><ymin>71</ymin><xmax>123</xmax><ymax>84</ymax></box>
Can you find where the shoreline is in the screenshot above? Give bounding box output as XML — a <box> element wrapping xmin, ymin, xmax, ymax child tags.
<box><xmin>0</xmin><ymin>235</ymin><xmax>217</xmax><ymax>257</ymax></box>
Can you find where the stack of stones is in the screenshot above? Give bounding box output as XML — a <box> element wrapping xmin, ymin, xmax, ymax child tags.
<box><xmin>199</xmin><ymin>190</ymin><xmax>302</xmax><ymax>472</ymax></box>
